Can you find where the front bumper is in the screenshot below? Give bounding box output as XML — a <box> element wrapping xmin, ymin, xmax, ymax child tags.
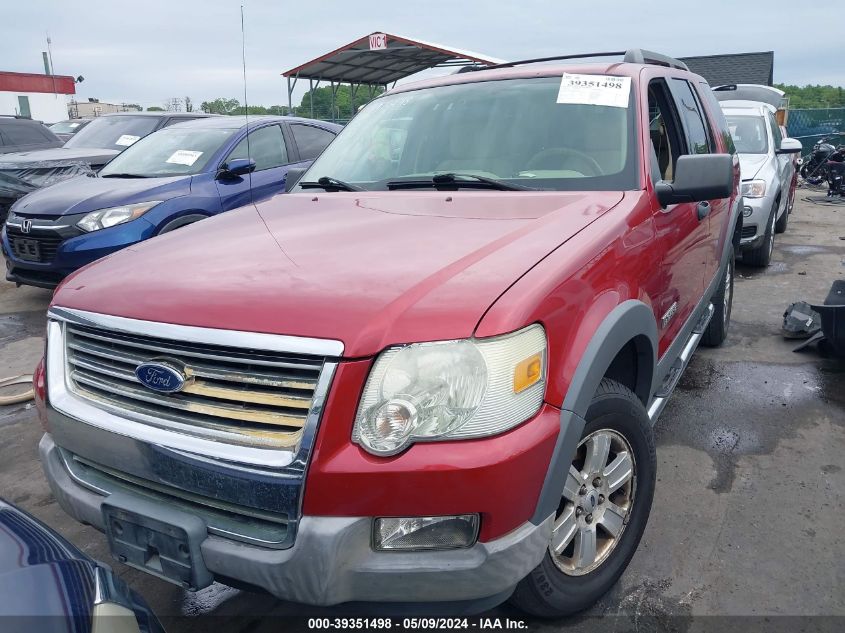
<box><xmin>738</xmin><ymin>191</ymin><xmax>778</xmax><ymax>250</ymax></box>
<box><xmin>1</xmin><ymin>217</ymin><xmax>156</xmax><ymax>288</ymax></box>
<box><xmin>40</xmin><ymin>433</ymin><xmax>552</xmax><ymax>607</ymax></box>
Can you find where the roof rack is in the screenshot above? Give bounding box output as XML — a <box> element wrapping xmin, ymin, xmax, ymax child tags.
<box><xmin>482</xmin><ymin>48</ymin><xmax>689</xmax><ymax>72</ymax></box>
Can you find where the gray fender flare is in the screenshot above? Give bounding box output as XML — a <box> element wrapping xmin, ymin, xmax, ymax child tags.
<box><xmin>531</xmin><ymin>299</ymin><xmax>658</xmax><ymax>524</ymax></box>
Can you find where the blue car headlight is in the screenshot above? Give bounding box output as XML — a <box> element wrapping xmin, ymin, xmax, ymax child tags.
<box><xmin>76</xmin><ymin>201</ymin><xmax>162</xmax><ymax>232</ymax></box>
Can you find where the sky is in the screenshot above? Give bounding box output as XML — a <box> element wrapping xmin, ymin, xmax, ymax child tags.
<box><xmin>3</xmin><ymin>0</ymin><xmax>836</xmax><ymax>111</ymax></box>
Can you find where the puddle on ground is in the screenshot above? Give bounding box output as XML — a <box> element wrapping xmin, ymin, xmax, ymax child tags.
<box><xmin>735</xmin><ymin>260</ymin><xmax>789</xmax><ymax>279</ymax></box>
<box><xmin>657</xmin><ymin>356</ymin><xmax>845</xmax><ymax>493</ymax></box>
<box><xmin>780</xmin><ymin>245</ymin><xmax>831</xmax><ymax>256</ymax></box>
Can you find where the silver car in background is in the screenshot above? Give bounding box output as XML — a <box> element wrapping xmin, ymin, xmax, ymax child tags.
<box><xmin>720</xmin><ymin>99</ymin><xmax>802</xmax><ymax>266</ymax></box>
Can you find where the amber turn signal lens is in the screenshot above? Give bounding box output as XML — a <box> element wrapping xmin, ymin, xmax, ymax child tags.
<box><xmin>513</xmin><ymin>352</ymin><xmax>543</xmax><ymax>394</ymax></box>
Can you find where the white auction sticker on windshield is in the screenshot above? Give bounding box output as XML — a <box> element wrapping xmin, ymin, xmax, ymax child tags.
<box><xmin>115</xmin><ymin>134</ymin><xmax>141</xmax><ymax>146</ymax></box>
<box><xmin>165</xmin><ymin>150</ymin><xmax>203</xmax><ymax>166</ymax></box>
<box><xmin>556</xmin><ymin>73</ymin><xmax>631</xmax><ymax>108</ymax></box>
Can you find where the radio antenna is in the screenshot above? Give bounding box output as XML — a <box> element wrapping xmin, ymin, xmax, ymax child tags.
<box><xmin>240</xmin><ymin>4</ymin><xmax>253</xmax><ymax>203</ymax></box>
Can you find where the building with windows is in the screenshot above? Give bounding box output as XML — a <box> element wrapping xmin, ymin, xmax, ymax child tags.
<box><xmin>69</xmin><ymin>99</ymin><xmax>142</xmax><ymax>118</ymax></box>
<box><xmin>0</xmin><ymin>71</ymin><xmax>76</xmax><ymax>122</ymax></box>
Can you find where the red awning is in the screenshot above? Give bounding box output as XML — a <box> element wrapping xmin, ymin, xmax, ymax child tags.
<box><xmin>0</xmin><ymin>71</ymin><xmax>76</xmax><ymax>95</ymax></box>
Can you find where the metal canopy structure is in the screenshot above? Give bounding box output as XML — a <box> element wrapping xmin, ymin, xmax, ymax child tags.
<box><xmin>282</xmin><ymin>32</ymin><xmax>503</xmax><ymax>120</ymax></box>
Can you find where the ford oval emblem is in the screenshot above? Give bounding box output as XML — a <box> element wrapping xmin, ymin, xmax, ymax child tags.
<box><xmin>134</xmin><ymin>362</ymin><xmax>186</xmax><ymax>393</ymax></box>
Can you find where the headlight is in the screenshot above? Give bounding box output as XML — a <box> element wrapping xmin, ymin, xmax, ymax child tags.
<box><xmin>741</xmin><ymin>180</ymin><xmax>766</xmax><ymax>198</ymax></box>
<box><xmin>76</xmin><ymin>201</ymin><xmax>161</xmax><ymax>232</ymax></box>
<box><xmin>353</xmin><ymin>324</ymin><xmax>547</xmax><ymax>456</ymax></box>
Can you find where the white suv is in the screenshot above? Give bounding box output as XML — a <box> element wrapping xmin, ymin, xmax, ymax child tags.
<box><xmin>719</xmin><ymin>99</ymin><xmax>802</xmax><ymax>266</ymax></box>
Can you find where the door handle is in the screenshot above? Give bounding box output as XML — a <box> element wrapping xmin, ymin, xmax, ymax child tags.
<box><xmin>696</xmin><ymin>201</ymin><xmax>711</xmax><ymax>221</ymax></box>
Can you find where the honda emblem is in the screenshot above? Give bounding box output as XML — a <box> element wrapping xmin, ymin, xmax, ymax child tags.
<box><xmin>21</xmin><ymin>219</ymin><xmax>32</xmax><ymax>234</ymax></box>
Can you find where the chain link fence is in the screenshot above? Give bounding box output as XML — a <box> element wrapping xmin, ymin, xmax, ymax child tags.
<box><xmin>786</xmin><ymin>108</ymin><xmax>845</xmax><ymax>153</ymax></box>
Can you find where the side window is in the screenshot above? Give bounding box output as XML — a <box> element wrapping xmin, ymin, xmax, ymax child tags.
<box><xmin>769</xmin><ymin>113</ymin><xmax>783</xmax><ymax>149</ymax></box>
<box><xmin>669</xmin><ymin>79</ymin><xmax>711</xmax><ymax>154</ymax></box>
<box><xmin>647</xmin><ymin>80</ymin><xmax>684</xmax><ymax>182</ymax></box>
<box><xmin>291</xmin><ymin>124</ymin><xmax>335</xmax><ymax>161</ymax></box>
<box><xmin>227</xmin><ymin>124</ymin><xmax>288</xmax><ymax>171</ymax></box>
<box><xmin>698</xmin><ymin>82</ymin><xmax>735</xmax><ymax>154</ymax></box>
<box><xmin>3</xmin><ymin>123</ymin><xmax>47</xmax><ymax>146</ymax></box>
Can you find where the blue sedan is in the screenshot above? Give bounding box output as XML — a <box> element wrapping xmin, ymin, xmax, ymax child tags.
<box><xmin>2</xmin><ymin>115</ymin><xmax>341</xmax><ymax>288</ymax></box>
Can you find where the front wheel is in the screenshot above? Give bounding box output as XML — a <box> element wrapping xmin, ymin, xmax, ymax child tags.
<box><xmin>775</xmin><ymin>197</ymin><xmax>789</xmax><ymax>234</ymax></box>
<box><xmin>702</xmin><ymin>245</ymin><xmax>734</xmax><ymax>347</ymax></box>
<box><xmin>510</xmin><ymin>379</ymin><xmax>656</xmax><ymax>618</ymax></box>
<box><xmin>743</xmin><ymin>204</ymin><xmax>776</xmax><ymax>267</ymax></box>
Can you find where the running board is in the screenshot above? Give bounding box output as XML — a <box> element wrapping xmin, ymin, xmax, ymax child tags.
<box><xmin>647</xmin><ymin>303</ymin><xmax>714</xmax><ymax>422</ymax></box>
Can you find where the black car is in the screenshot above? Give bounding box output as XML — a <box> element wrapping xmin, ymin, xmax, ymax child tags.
<box><xmin>0</xmin><ymin>112</ymin><xmax>213</xmax><ymax>222</ymax></box>
<box><xmin>0</xmin><ymin>498</ymin><xmax>164</xmax><ymax>632</ymax></box>
<box><xmin>0</xmin><ymin>115</ymin><xmax>63</xmax><ymax>154</ymax></box>
<box><xmin>48</xmin><ymin>118</ymin><xmax>93</xmax><ymax>143</ymax></box>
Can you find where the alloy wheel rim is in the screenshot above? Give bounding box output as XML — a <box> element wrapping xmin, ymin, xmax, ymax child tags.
<box><xmin>549</xmin><ymin>429</ymin><xmax>636</xmax><ymax>576</ymax></box>
<box><xmin>723</xmin><ymin>263</ymin><xmax>732</xmax><ymax>323</ymax></box>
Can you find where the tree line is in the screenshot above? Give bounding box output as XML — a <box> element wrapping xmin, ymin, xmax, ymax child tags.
<box><xmin>144</xmin><ymin>85</ymin><xmax>384</xmax><ymax>119</ymax></box>
<box><xmin>775</xmin><ymin>84</ymin><xmax>845</xmax><ymax>109</ymax></box>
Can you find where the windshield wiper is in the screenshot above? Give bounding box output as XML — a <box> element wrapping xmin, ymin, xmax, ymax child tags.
<box><xmin>386</xmin><ymin>173</ymin><xmax>534</xmax><ymax>191</ymax></box>
<box><xmin>100</xmin><ymin>173</ymin><xmax>149</xmax><ymax>179</ymax></box>
<box><xmin>298</xmin><ymin>176</ymin><xmax>363</xmax><ymax>192</ymax></box>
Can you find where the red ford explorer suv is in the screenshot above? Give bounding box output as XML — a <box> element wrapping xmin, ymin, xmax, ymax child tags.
<box><xmin>35</xmin><ymin>49</ymin><xmax>741</xmax><ymax>616</ymax></box>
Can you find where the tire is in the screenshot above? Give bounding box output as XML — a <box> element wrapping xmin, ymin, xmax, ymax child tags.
<box><xmin>701</xmin><ymin>245</ymin><xmax>734</xmax><ymax>347</ymax></box>
<box><xmin>774</xmin><ymin>197</ymin><xmax>788</xmax><ymax>234</ymax></box>
<box><xmin>510</xmin><ymin>379</ymin><xmax>656</xmax><ymax>618</ymax></box>
<box><xmin>743</xmin><ymin>203</ymin><xmax>776</xmax><ymax>267</ymax></box>
<box><xmin>159</xmin><ymin>214</ymin><xmax>208</xmax><ymax>234</ymax></box>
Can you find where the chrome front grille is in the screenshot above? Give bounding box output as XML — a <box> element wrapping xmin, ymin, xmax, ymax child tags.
<box><xmin>64</xmin><ymin>322</ymin><xmax>326</xmax><ymax>449</ymax></box>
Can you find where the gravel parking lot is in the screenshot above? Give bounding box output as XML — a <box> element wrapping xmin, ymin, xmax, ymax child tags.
<box><xmin>0</xmin><ymin>195</ymin><xmax>842</xmax><ymax>630</ymax></box>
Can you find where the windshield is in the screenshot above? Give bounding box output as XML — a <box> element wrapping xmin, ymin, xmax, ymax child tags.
<box><xmin>725</xmin><ymin>115</ymin><xmax>768</xmax><ymax>154</ymax></box>
<box><xmin>99</xmin><ymin>127</ymin><xmax>237</xmax><ymax>177</ymax></box>
<box><xmin>296</xmin><ymin>76</ymin><xmax>638</xmax><ymax>192</ymax></box>
<box><xmin>63</xmin><ymin>116</ymin><xmax>159</xmax><ymax>150</ymax></box>
<box><xmin>49</xmin><ymin>120</ymin><xmax>86</xmax><ymax>134</ymax></box>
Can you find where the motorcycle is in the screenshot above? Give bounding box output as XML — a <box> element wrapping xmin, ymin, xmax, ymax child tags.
<box><xmin>825</xmin><ymin>145</ymin><xmax>845</xmax><ymax>197</ymax></box>
<box><xmin>800</xmin><ymin>135</ymin><xmax>843</xmax><ymax>185</ymax></box>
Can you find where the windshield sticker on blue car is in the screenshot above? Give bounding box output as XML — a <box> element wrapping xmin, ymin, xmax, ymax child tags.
<box><xmin>556</xmin><ymin>73</ymin><xmax>631</xmax><ymax>108</ymax></box>
<box><xmin>166</xmin><ymin>150</ymin><xmax>203</xmax><ymax>166</ymax></box>
<box><xmin>115</xmin><ymin>134</ymin><xmax>141</xmax><ymax>146</ymax></box>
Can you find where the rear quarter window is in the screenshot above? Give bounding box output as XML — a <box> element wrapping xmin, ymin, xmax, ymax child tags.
<box><xmin>291</xmin><ymin>124</ymin><xmax>336</xmax><ymax>161</ymax></box>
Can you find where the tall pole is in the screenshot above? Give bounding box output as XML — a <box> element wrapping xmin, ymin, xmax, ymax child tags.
<box><xmin>46</xmin><ymin>33</ymin><xmax>57</xmax><ymax>97</ymax></box>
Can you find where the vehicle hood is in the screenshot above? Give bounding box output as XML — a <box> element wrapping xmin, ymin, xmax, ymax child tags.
<box><xmin>0</xmin><ymin>500</ymin><xmax>161</xmax><ymax>627</ymax></box>
<box><xmin>53</xmin><ymin>191</ymin><xmax>624</xmax><ymax>357</ymax></box>
<box><xmin>12</xmin><ymin>174</ymin><xmax>191</xmax><ymax>217</ymax></box>
<box><xmin>0</xmin><ymin>146</ymin><xmax>119</xmax><ymax>167</ymax></box>
<box><xmin>0</xmin><ymin>498</ymin><xmax>97</xmax><ymax>616</ymax></box>
<box><xmin>0</xmin><ymin>147</ymin><xmax>120</xmax><ymax>200</ymax></box>
<box><xmin>738</xmin><ymin>153</ymin><xmax>770</xmax><ymax>180</ymax></box>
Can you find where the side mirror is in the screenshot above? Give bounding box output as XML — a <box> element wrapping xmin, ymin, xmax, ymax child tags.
<box><xmin>284</xmin><ymin>166</ymin><xmax>307</xmax><ymax>193</ymax></box>
<box><xmin>777</xmin><ymin>138</ymin><xmax>803</xmax><ymax>155</ymax></box>
<box><xmin>654</xmin><ymin>154</ymin><xmax>733</xmax><ymax>208</ymax></box>
<box><xmin>217</xmin><ymin>158</ymin><xmax>256</xmax><ymax>179</ymax></box>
